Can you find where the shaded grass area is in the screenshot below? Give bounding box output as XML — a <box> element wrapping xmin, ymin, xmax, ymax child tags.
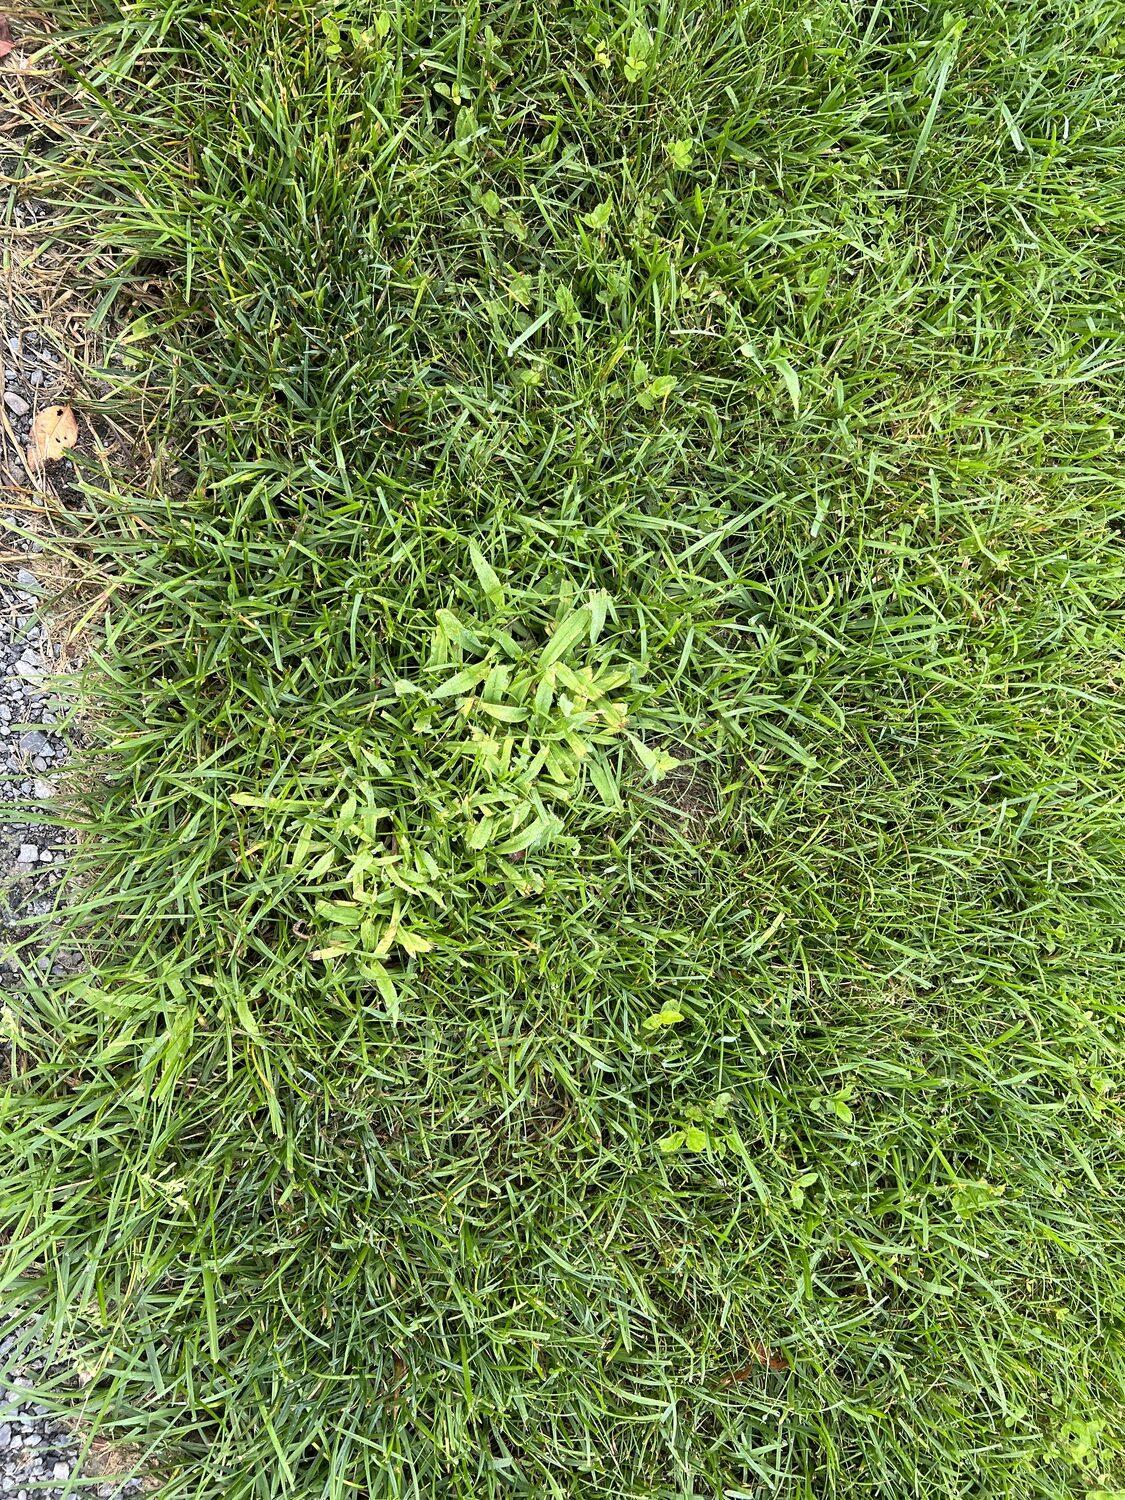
<box><xmin>4</xmin><ymin>0</ymin><xmax>1125</xmax><ymax>1494</ymax></box>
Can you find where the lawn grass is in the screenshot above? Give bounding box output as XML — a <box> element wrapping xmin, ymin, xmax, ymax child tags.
<box><xmin>4</xmin><ymin>0</ymin><xmax>1125</xmax><ymax>1494</ymax></box>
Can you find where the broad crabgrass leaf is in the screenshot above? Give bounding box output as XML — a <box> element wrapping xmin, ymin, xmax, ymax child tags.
<box><xmin>289</xmin><ymin>824</ymin><xmax>316</xmax><ymax>869</ymax></box>
<box><xmin>626</xmin><ymin>733</ymin><xmax>679</xmax><ymax>781</ymax></box>
<box><xmin>309</xmin><ymin>847</ymin><xmax>337</xmax><ymax>878</ymax></box>
<box><xmin>465</xmin><ymin>815</ymin><xmax>495</xmax><ymax>850</ymax></box>
<box><xmin>474</xmin><ymin>701</ymin><xmax>526</xmax><ymax>722</ymax></box>
<box><xmin>533</xmin><ymin>671</ymin><xmax>555</xmax><ymax>716</ymax></box>
<box><xmin>232</xmin><ymin>991</ymin><xmax>263</xmax><ymax>1040</ymax></box>
<box><xmin>357</xmin><ymin>958</ymin><xmax>399</xmax><ymax>1012</ymax></box>
<box><xmin>310</xmin><ymin>944</ymin><xmax>353</xmax><ymax>962</ymax></box>
<box><xmin>494</xmin><ymin>813</ymin><xmax>561</xmax><ymax>855</ymax></box>
<box><xmin>586</xmin><ymin>757</ymin><xmax>621</xmax><ymax>808</ymax></box>
<box><xmin>544</xmin><ymin>741</ymin><xmax>579</xmax><ymax>782</ymax></box>
<box><xmin>588</xmin><ymin>589</ymin><xmax>611</xmax><ymax>643</ymax></box>
<box><xmin>396</xmin><ymin>928</ymin><xmax>434</xmax><ymax>955</ymax></box>
<box><xmin>773</xmin><ymin>356</ymin><xmax>801</xmax><ymax>415</ymax></box>
<box><xmin>435</xmin><ymin>609</ymin><xmax>480</xmax><ymax>651</ymax></box>
<box><xmin>538</xmin><ymin>606</ymin><xmax>592</xmax><ymax>668</ymax></box>
<box><xmin>431</xmin><ymin>664</ymin><xmax>491</xmax><ymax>699</ymax></box>
<box><xmin>469</xmin><ymin>541</ymin><xmax>505</xmax><ymax>606</ymax></box>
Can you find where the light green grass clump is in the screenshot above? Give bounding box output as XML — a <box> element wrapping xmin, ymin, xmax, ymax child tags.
<box><xmin>4</xmin><ymin>0</ymin><xmax>1125</xmax><ymax>1495</ymax></box>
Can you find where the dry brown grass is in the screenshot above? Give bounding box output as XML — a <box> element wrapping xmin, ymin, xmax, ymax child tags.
<box><xmin>1</xmin><ymin>7</ymin><xmax>148</xmax><ymax>656</ymax></box>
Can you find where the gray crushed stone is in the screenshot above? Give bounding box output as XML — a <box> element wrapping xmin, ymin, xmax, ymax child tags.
<box><xmin>1</xmin><ymin>176</ymin><xmax>143</xmax><ymax>1500</ymax></box>
<box><xmin>0</xmin><ymin>562</ymin><xmax>87</xmax><ymax>1493</ymax></box>
<box><xmin>1</xmin><ymin>25</ymin><xmax>146</xmax><ymax>1494</ymax></box>
<box><xmin>0</xmin><ymin>490</ymin><xmax>141</xmax><ymax>1500</ymax></box>
<box><xmin>0</xmin><ymin>1344</ymin><xmax>78</xmax><ymax>1490</ymax></box>
<box><xmin>0</xmin><ymin>487</ymin><xmax>99</xmax><ymax>1500</ymax></box>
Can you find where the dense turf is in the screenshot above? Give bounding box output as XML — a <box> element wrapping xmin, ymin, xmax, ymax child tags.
<box><xmin>4</xmin><ymin>0</ymin><xmax>1125</xmax><ymax>1494</ymax></box>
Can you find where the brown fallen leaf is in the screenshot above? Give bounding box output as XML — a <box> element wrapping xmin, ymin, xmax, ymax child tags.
<box><xmin>0</xmin><ymin>16</ymin><xmax>13</xmax><ymax>57</ymax></box>
<box><xmin>722</xmin><ymin>1342</ymin><xmax>790</xmax><ymax>1383</ymax></box>
<box><xmin>25</xmin><ymin>404</ymin><xmax>78</xmax><ymax>470</ymax></box>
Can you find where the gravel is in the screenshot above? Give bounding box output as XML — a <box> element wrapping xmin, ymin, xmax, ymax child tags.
<box><xmin>0</xmin><ymin>1351</ymin><xmax>78</xmax><ymax>1497</ymax></box>
<box><xmin>0</xmin><ymin>542</ymin><xmax>141</xmax><ymax>1500</ymax></box>
<box><xmin>0</xmin><ymin>222</ymin><xmax>143</xmax><ymax>1500</ymax></box>
<box><xmin>1</xmin><ymin>33</ymin><xmax>146</xmax><ymax>1493</ymax></box>
<box><xmin>0</xmin><ymin>503</ymin><xmax>88</xmax><ymax>1500</ymax></box>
